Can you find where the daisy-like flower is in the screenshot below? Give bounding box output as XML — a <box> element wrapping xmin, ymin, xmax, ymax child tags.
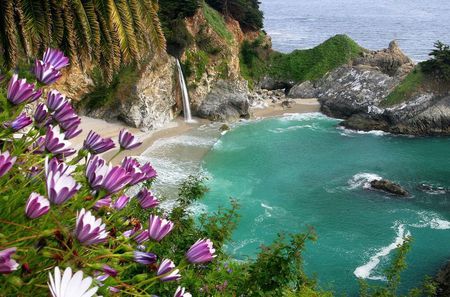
<box><xmin>93</xmin><ymin>197</ymin><xmax>112</xmax><ymax>210</ymax></box>
<box><xmin>75</xmin><ymin>208</ymin><xmax>109</xmax><ymax>245</ymax></box>
<box><xmin>134</xmin><ymin>251</ymin><xmax>157</xmax><ymax>265</ymax></box>
<box><xmin>113</xmin><ymin>195</ymin><xmax>130</xmax><ymax>210</ymax></box>
<box><xmin>48</xmin><ymin>266</ymin><xmax>98</xmax><ymax>297</ymax></box>
<box><xmin>43</xmin><ymin>48</ymin><xmax>69</xmax><ymax>70</ymax></box>
<box><xmin>0</xmin><ymin>151</ymin><xmax>16</xmax><ymax>178</ymax></box>
<box><xmin>34</xmin><ymin>103</ymin><xmax>50</xmax><ymax>126</ymax></box>
<box><xmin>6</xmin><ymin>112</ymin><xmax>32</xmax><ymax>131</ymax></box>
<box><xmin>157</xmin><ymin>259</ymin><xmax>181</xmax><ymax>282</ymax></box>
<box><xmin>174</xmin><ymin>286</ymin><xmax>192</xmax><ymax>297</ymax></box>
<box><xmin>47</xmin><ymin>90</ymin><xmax>67</xmax><ymax>112</ymax></box>
<box><xmin>0</xmin><ymin>248</ymin><xmax>19</xmax><ymax>274</ymax></box>
<box><xmin>45</xmin><ymin>125</ymin><xmax>75</xmax><ymax>157</ymax></box>
<box><xmin>122</xmin><ymin>157</ymin><xmax>157</xmax><ymax>185</ymax></box>
<box><xmin>133</xmin><ymin>230</ymin><xmax>150</xmax><ymax>244</ymax></box>
<box><xmin>34</xmin><ymin>59</ymin><xmax>62</xmax><ymax>85</ymax></box>
<box><xmin>136</xmin><ymin>188</ymin><xmax>159</xmax><ymax>209</ymax></box>
<box><xmin>64</xmin><ymin>126</ymin><xmax>82</xmax><ymax>140</ymax></box>
<box><xmin>45</xmin><ymin>157</ymin><xmax>80</xmax><ymax>205</ymax></box>
<box><xmin>148</xmin><ymin>215</ymin><xmax>174</xmax><ymax>242</ymax></box>
<box><xmin>25</xmin><ymin>193</ymin><xmax>50</xmax><ymax>219</ymax></box>
<box><xmin>186</xmin><ymin>238</ymin><xmax>216</xmax><ymax>264</ymax></box>
<box><xmin>101</xmin><ymin>165</ymin><xmax>132</xmax><ymax>194</ymax></box>
<box><xmin>118</xmin><ymin>129</ymin><xmax>142</xmax><ymax>150</ymax></box>
<box><xmin>53</xmin><ymin>102</ymin><xmax>81</xmax><ymax>132</ymax></box>
<box><xmin>85</xmin><ymin>155</ymin><xmax>109</xmax><ymax>190</ymax></box>
<box><xmin>83</xmin><ymin>131</ymin><xmax>115</xmax><ymax>154</ymax></box>
<box><xmin>6</xmin><ymin>74</ymin><xmax>39</xmax><ymax>105</ymax></box>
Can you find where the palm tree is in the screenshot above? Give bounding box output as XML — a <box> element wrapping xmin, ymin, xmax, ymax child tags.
<box><xmin>0</xmin><ymin>0</ymin><xmax>166</xmax><ymax>81</ymax></box>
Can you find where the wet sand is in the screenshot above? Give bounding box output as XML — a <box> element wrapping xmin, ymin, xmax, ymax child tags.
<box><xmin>71</xmin><ymin>98</ymin><xmax>320</xmax><ymax>163</ymax></box>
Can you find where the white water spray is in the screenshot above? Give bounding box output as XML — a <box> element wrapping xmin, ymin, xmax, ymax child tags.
<box><xmin>176</xmin><ymin>59</ymin><xmax>192</xmax><ymax>122</ymax></box>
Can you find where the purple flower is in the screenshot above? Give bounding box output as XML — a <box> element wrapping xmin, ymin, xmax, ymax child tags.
<box><xmin>118</xmin><ymin>129</ymin><xmax>142</xmax><ymax>150</ymax></box>
<box><xmin>133</xmin><ymin>230</ymin><xmax>150</xmax><ymax>244</ymax></box>
<box><xmin>34</xmin><ymin>59</ymin><xmax>61</xmax><ymax>85</ymax></box>
<box><xmin>86</xmin><ymin>155</ymin><xmax>109</xmax><ymax>190</ymax></box>
<box><xmin>34</xmin><ymin>103</ymin><xmax>49</xmax><ymax>126</ymax></box>
<box><xmin>25</xmin><ymin>192</ymin><xmax>50</xmax><ymax>219</ymax></box>
<box><xmin>123</xmin><ymin>225</ymin><xmax>141</xmax><ymax>238</ymax></box>
<box><xmin>157</xmin><ymin>259</ymin><xmax>181</xmax><ymax>282</ymax></box>
<box><xmin>6</xmin><ymin>74</ymin><xmax>37</xmax><ymax>105</ymax></box>
<box><xmin>6</xmin><ymin>112</ymin><xmax>32</xmax><ymax>131</ymax></box>
<box><xmin>0</xmin><ymin>248</ymin><xmax>19</xmax><ymax>274</ymax></box>
<box><xmin>64</xmin><ymin>125</ymin><xmax>82</xmax><ymax>140</ymax></box>
<box><xmin>47</xmin><ymin>90</ymin><xmax>67</xmax><ymax>112</ymax></box>
<box><xmin>101</xmin><ymin>166</ymin><xmax>132</xmax><ymax>194</ymax></box>
<box><xmin>174</xmin><ymin>286</ymin><xmax>192</xmax><ymax>297</ymax></box>
<box><xmin>43</xmin><ymin>48</ymin><xmax>69</xmax><ymax>70</ymax></box>
<box><xmin>186</xmin><ymin>238</ymin><xmax>216</xmax><ymax>264</ymax></box>
<box><xmin>103</xmin><ymin>265</ymin><xmax>118</xmax><ymax>277</ymax></box>
<box><xmin>136</xmin><ymin>188</ymin><xmax>159</xmax><ymax>209</ymax></box>
<box><xmin>0</xmin><ymin>151</ymin><xmax>16</xmax><ymax>178</ymax></box>
<box><xmin>94</xmin><ymin>197</ymin><xmax>112</xmax><ymax>210</ymax></box>
<box><xmin>75</xmin><ymin>208</ymin><xmax>109</xmax><ymax>245</ymax></box>
<box><xmin>113</xmin><ymin>195</ymin><xmax>130</xmax><ymax>210</ymax></box>
<box><xmin>29</xmin><ymin>89</ymin><xmax>43</xmax><ymax>103</ymax></box>
<box><xmin>134</xmin><ymin>251</ymin><xmax>157</xmax><ymax>265</ymax></box>
<box><xmin>53</xmin><ymin>102</ymin><xmax>81</xmax><ymax>131</ymax></box>
<box><xmin>122</xmin><ymin>157</ymin><xmax>157</xmax><ymax>185</ymax></box>
<box><xmin>83</xmin><ymin>131</ymin><xmax>115</xmax><ymax>154</ymax></box>
<box><xmin>45</xmin><ymin>157</ymin><xmax>80</xmax><ymax>204</ymax></box>
<box><xmin>148</xmin><ymin>215</ymin><xmax>174</xmax><ymax>242</ymax></box>
<box><xmin>45</xmin><ymin>125</ymin><xmax>75</xmax><ymax>156</ymax></box>
<box><xmin>32</xmin><ymin>136</ymin><xmax>45</xmax><ymax>154</ymax></box>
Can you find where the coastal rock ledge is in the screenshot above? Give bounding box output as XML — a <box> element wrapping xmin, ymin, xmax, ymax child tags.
<box><xmin>309</xmin><ymin>41</ymin><xmax>450</xmax><ymax>136</ymax></box>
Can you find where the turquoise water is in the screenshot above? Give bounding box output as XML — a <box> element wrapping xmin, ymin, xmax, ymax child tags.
<box><xmin>201</xmin><ymin>113</ymin><xmax>450</xmax><ymax>295</ymax></box>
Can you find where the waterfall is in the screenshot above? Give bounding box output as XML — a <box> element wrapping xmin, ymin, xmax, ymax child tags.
<box><xmin>176</xmin><ymin>59</ymin><xmax>192</xmax><ymax>122</ymax></box>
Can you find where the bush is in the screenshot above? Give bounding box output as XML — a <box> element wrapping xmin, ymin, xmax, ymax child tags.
<box><xmin>207</xmin><ymin>0</ymin><xmax>264</xmax><ymax>31</ymax></box>
<box><xmin>178</xmin><ymin>175</ymin><xmax>209</xmax><ymax>207</ymax></box>
<box><xmin>421</xmin><ymin>41</ymin><xmax>450</xmax><ymax>81</ymax></box>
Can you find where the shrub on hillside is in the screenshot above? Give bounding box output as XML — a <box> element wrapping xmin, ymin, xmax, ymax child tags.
<box><xmin>421</xmin><ymin>41</ymin><xmax>450</xmax><ymax>81</ymax></box>
<box><xmin>207</xmin><ymin>0</ymin><xmax>264</xmax><ymax>31</ymax></box>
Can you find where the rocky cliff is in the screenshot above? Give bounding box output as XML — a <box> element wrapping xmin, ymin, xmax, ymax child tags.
<box><xmin>290</xmin><ymin>41</ymin><xmax>450</xmax><ymax>136</ymax></box>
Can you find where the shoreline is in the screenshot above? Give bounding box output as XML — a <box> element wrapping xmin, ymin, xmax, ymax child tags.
<box><xmin>72</xmin><ymin>99</ymin><xmax>321</xmax><ymax>163</ymax></box>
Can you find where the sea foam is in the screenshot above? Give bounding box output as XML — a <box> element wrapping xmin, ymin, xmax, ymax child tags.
<box><xmin>348</xmin><ymin>172</ymin><xmax>382</xmax><ymax>190</ymax></box>
<box><xmin>354</xmin><ymin>223</ymin><xmax>411</xmax><ymax>280</ymax></box>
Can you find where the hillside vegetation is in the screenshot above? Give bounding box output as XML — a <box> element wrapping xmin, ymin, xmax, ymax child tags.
<box><xmin>241</xmin><ymin>34</ymin><xmax>365</xmax><ymax>86</ymax></box>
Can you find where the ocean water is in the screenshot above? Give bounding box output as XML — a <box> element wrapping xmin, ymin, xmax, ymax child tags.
<box><xmin>260</xmin><ymin>0</ymin><xmax>450</xmax><ymax>61</ymax></box>
<box><xmin>201</xmin><ymin>114</ymin><xmax>450</xmax><ymax>295</ymax></box>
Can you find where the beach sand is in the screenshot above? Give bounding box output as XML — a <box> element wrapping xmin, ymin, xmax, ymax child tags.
<box><xmin>70</xmin><ymin>98</ymin><xmax>320</xmax><ymax>163</ymax></box>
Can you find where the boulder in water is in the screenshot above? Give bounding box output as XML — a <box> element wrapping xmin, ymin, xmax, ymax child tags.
<box><xmin>370</xmin><ymin>179</ymin><xmax>409</xmax><ymax>196</ymax></box>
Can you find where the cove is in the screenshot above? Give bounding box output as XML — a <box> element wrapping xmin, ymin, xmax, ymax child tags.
<box><xmin>201</xmin><ymin>113</ymin><xmax>450</xmax><ymax>295</ymax></box>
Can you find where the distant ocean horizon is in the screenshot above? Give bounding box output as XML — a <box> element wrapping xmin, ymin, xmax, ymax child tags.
<box><xmin>260</xmin><ymin>0</ymin><xmax>450</xmax><ymax>61</ymax></box>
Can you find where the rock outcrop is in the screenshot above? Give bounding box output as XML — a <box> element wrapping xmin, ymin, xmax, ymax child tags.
<box><xmin>370</xmin><ymin>179</ymin><xmax>409</xmax><ymax>196</ymax></box>
<box><xmin>82</xmin><ymin>54</ymin><xmax>178</xmax><ymax>131</ymax></box>
<box><xmin>313</xmin><ymin>41</ymin><xmax>450</xmax><ymax>135</ymax></box>
<box><xmin>288</xmin><ymin>80</ymin><xmax>317</xmax><ymax>98</ymax></box>
<box><xmin>197</xmin><ymin>80</ymin><xmax>250</xmax><ymax>121</ymax></box>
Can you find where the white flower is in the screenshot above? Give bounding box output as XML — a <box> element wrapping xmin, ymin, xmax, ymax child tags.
<box><xmin>48</xmin><ymin>267</ymin><xmax>99</xmax><ymax>297</ymax></box>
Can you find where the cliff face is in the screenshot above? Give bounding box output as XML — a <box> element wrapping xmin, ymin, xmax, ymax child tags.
<box><xmin>291</xmin><ymin>41</ymin><xmax>450</xmax><ymax>136</ymax></box>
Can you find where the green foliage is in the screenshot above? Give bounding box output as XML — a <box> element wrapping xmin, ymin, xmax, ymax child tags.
<box><xmin>246</xmin><ymin>229</ymin><xmax>318</xmax><ymax>296</ymax></box>
<box><xmin>268</xmin><ymin>34</ymin><xmax>363</xmax><ymax>82</ymax></box>
<box><xmin>206</xmin><ymin>0</ymin><xmax>264</xmax><ymax>31</ymax></box>
<box><xmin>177</xmin><ymin>175</ymin><xmax>209</xmax><ymax>207</ymax></box>
<box><xmin>79</xmin><ymin>63</ymin><xmax>141</xmax><ymax>111</ymax></box>
<box><xmin>240</xmin><ymin>34</ymin><xmax>364</xmax><ymax>86</ymax></box>
<box><xmin>157</xmin><ymin>0</ymin><xmax>199</xmax><ymax>56</ymax></box>
<box><xmin>186</xmin><ymin>49</ymin><xmax>210</xmax><ymax>82</ymax></box>
<box><xmin>201</xmin><ymin>2</ymin><xmax>234</xmax><ymax>43</ymax></box>
<box><xmin>358</xmin><ymin>237</ymin><xmax>437</xmax><ymax>297</ymax></box>
<box><xmin>421</xmin><ymin>41</ymin><xmax>450</xmax><ymax>81</ymax></box>
<box><xmin>0</xmin><ymin>0</ymin><xmax>166</xmax><ymax>81</ymax></box>
<box><xmin>381</xmin><ymin>65</ymin><xmax>425</xmax><ymax>107</ymax></box>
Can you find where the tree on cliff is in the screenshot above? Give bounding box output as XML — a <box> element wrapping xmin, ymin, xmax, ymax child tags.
<box><xmin>206</xmin><ymin>0</ymin><xmax>264</xmax><ymax>31</ymax></box>
<box><xmin>421</xmin><ymin>41</ymin><xmax>450</xmax><ymax>81</ymax></box>
<box><xmin>0</xmin><ymin>0</ymin><xmax>166</xmax><ymax>81</ymax></box>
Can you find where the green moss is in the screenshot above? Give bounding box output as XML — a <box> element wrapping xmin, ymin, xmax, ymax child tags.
<box><xmin>80</xmin><ymin>64</ymin><xmax>141</xmax><ymax>111</ymax></box>
<box><xmin>186</xmin><ymin>49</ymin><xmax>210</xmax><ymax>82</ymax></box>
<box><xmin>201</xmin><ymin>1</ymin><xmax>233</xmax><ymax>43</ymax></box>
<box><xmin>268</xmin><ymin>34</ymin><xmax>364</xmax><ymax>82</ymax></box>
<box><xmin>381</xmin><ymin>66</ymin><xmax>425</xmax><ymax>107</ymax></box>
<box><xmin>240</xmin><ymin>34</ymin><xmax>364</xmax><ymax>85</ymax></box>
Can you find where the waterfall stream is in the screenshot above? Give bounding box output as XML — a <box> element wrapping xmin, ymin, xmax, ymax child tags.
<box><xmin>176</xmin><ymin>59</ymin><xmax>192</xmax><ymax>122</ymax></box>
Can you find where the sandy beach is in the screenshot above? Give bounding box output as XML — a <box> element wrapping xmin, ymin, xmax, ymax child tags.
<box><xmin>71</xmin><ymin>98</ymin><xmax>320</xmax><ymax>163</ymax></box>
